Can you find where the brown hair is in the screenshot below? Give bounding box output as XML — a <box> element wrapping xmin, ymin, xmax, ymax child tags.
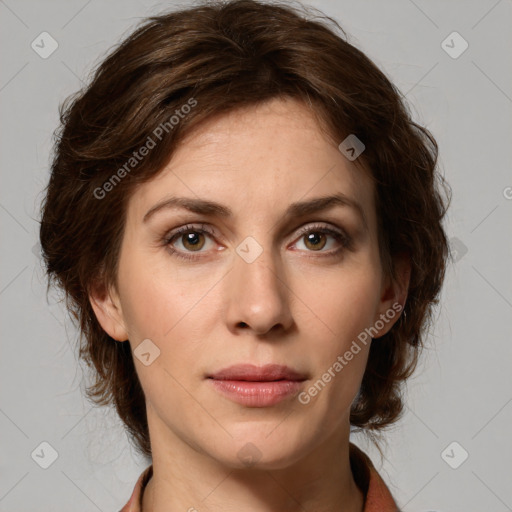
<box><xmin>39</xmin><ymin>0</ymin><xmax>450</xmax><ymax>458</ymax></box>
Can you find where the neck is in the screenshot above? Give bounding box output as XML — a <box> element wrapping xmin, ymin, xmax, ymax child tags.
<box><xmin>142</xmin><ymin>420</ymin><xmax>364</xmax><ymax>512</ymax></box>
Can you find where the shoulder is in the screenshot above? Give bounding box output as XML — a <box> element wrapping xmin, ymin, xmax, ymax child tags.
<box><xmin>119</xmin><ymin>464</ymin><xmax>153</xmax><ymax>512</ymax></box>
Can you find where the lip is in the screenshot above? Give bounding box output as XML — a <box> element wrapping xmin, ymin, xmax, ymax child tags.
<box><xmin>207</xmin><ymin>364</ymin><xmax>307</xmax><ymax>407</ymax></box>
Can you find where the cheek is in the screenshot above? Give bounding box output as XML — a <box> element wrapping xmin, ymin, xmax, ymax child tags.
<box><xmin>297</xmin><ymin>259</ymin><xmax>382</xmax><ymax>339</ymax></box>
<box><xmin>116</xmin><ymin>249</ymin><xmax>220</xmax><ymax>398</ymax></box>
<box><xmin>117</xmin><ymin>245</ymin><xmax>206</xmax><ymax>341</ymax></box>
<box><xmin>294</xmin><ymin>263</ymin><xmax>380</xmax><ymax>401</ymax></box>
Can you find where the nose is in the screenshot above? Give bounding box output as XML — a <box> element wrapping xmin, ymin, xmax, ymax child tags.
<box><xmin>225</xmin><ymin>242</ymin><xmax>293</xmax><ymax>336</ymax></box>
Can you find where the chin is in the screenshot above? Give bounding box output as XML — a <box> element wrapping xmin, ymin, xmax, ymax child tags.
<box><xmin>212</xmin><ymin>424</ymin><xmax>311</xmax><ymax>471</ymax></box>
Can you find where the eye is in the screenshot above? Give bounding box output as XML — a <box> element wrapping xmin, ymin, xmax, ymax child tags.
<box><xmin>292</xmin><ymin>223</ymin><xmax>352</xmax><ymax>256</ymax></box>
<box><xmin>163</xmin><ymin>222</ymin><xmax>352</xmax><ymax>262</ymax></box>
<box><xmin>164</xmin><ymin>224</ymin><xmax>217</xmax><ymax>261</ymax></box>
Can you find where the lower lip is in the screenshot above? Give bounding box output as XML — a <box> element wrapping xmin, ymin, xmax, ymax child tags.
<box><xmin>209</xmin><ymin>379</ymin><xmax>304</xmax><ymax>407</ymax></box>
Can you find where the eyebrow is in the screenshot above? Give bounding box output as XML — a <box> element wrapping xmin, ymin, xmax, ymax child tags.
<box><xmin>143</xmin><ymin>193</ymin><xmax>367</xmax><ymax>228</ymax></box>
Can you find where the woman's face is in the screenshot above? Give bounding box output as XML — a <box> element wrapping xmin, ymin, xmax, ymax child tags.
<box><xmin>92</xmin><ymin>97</ymin><xmax>403</xmax><ymax>469</ymax></box>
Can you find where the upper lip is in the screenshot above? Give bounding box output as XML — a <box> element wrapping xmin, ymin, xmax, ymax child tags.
<box><xmin>207</xmin><ymin>364</ymin><xmax>307</xmax><ymax>382</ymax></box>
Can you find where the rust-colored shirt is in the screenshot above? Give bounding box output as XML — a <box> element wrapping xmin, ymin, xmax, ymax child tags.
<box><xmin>119</xmin><ymin>443</ymin><xmax>399</xmax><ymax>511</ymax></box>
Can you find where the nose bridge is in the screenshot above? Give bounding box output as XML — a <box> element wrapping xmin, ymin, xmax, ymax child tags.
<box><xmin>226</xmin><ymin>232</ymin><xmax>292</xmax><ymax>335</ymax></box>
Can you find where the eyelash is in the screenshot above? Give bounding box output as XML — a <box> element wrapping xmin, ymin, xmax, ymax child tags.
<box><xmin>163</xmin><ymin>223</ymin><xmax>352</xmax><ymax>261</ymax></box>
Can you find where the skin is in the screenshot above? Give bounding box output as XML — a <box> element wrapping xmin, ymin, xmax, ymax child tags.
<box><xmin>90</xmin><ymin>97</ymin><xmax>409</xmax><ymax>512</ymax></box>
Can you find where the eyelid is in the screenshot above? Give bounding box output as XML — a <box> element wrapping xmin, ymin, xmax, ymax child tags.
<box><xmin>164</xmin><ymin>221</ymin><xmax>346</xmax><ymax>243</ymax></box>
<box><xmin>293</xmin><ymin>222</ymin><xmax>346</xmax><ymax>240</ymax></box>
<box><xmin>164</xmin><ymin>223</ymin><xmax>216</xmax><ymax>241</ymax></box>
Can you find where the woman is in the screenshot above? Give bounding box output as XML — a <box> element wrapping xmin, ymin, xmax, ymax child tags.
<box><xmin>39</xmin><ymin>0</ymin><xmax>450</xmax><ymax>510</ymax></box>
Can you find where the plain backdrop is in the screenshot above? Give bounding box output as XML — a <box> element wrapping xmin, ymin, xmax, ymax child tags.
<box><xmin>1</xmin><ymin>0</ymin><xmax>511</xmax><ymax>510</ymax></box>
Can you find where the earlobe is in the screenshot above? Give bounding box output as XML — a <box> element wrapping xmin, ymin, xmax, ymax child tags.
<box><xmin>88</xmin><ymin>280</ymin><xmax>129</xmax><ymax>342</ymax></box>
<box><xmin>374</xmin><ymin>252</ymin><xmax>411</xmax><ymax>338</ymax></box>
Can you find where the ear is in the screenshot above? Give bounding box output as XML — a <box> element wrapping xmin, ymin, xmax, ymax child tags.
<box><xmin>88</xmin><ymin>279</ymin><xmax>129</xmax><ymax>342</ymax></box>
<box><xmin>372</xmin><ymin>252</ymin><xmax>411</xmax><ymax>339</ymax></box>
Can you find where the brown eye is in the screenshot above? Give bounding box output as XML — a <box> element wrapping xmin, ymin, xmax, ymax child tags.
<box><xmin>303</xmin><ymin>232</ymin><xmax>328</xmax><ymax>251</ymax></box>
<box><xmin>180</xmin><ymin>231</ymin><xmax>206</xmax><ymax>251</ymax></box>
<box><xmin>293</xmin><ymin>224</ymin><xmax>352</xmax><ymax>257</ymax></box>
<box><xmin>164</xmin><ymin>224</ymin><xmax>216</xmax><ymax>260</ymax></box>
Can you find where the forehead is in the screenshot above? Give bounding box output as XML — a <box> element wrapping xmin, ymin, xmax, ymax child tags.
<box><xmin>126</xmin><ymin>97</ymin><xmax>375</xmax><ymax>229</ymax></box>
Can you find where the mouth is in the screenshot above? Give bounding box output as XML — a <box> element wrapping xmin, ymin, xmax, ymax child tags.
<box><xmin>207</xmin><ymin>363</ymin><xmax>307</xmax><ymax>382</ymax></box>
<box><xmin>207</xmin><ymin>364</ymin><xmax>307</xmax><ymax>407</ymax></box>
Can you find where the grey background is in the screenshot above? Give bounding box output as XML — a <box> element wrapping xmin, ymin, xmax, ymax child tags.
<box><xmin>1</xmin><ymin>0</ymin><xmax>511</xmax><ymax>510</ymax></box>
